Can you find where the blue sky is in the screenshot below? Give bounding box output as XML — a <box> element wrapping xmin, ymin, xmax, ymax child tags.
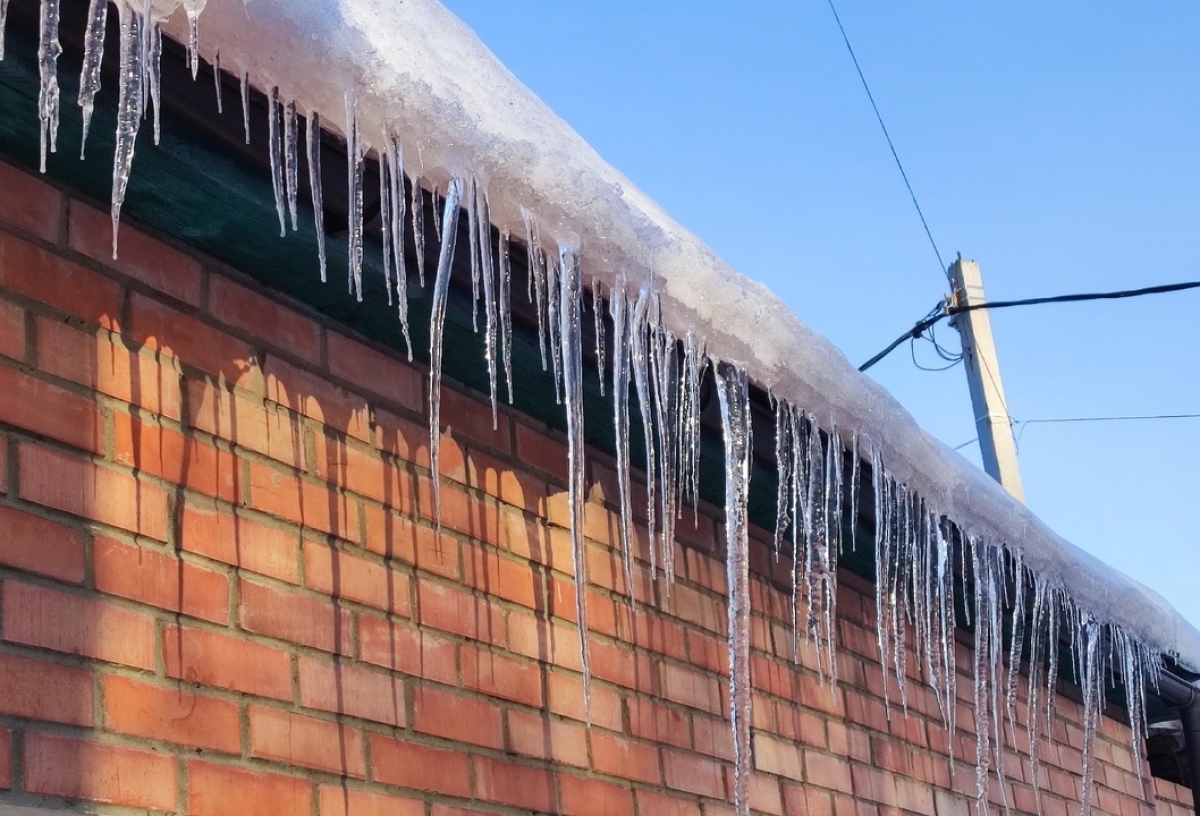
<box><xmin>441</xmin><ymin>2</ymin><xmax>1200</xmax><ymax>629</ymax></box>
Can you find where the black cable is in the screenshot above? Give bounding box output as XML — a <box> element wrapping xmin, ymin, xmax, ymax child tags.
<box><xmin>825</xmin><ymin>0</ymin><xmax>947</xmax><ymax>276</ymax></box>
<box><xmin>859</xmin><ymin>279</ymin><xmax>1200</xmax><ymax>372</ymax></box>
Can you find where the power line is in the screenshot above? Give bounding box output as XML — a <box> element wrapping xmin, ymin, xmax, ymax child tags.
<box><xmin>859</xmin><ymin>279</ymin><xmax>1200</xmax><ymax>372</ymax></box>
<box><xmin>952</xmin><ymin>412</ymin><xmax>1200</xmax><ymax>452</ymax></box>
<box><xmin>824</xmin><ymin>0</ymin><xmax>947</xmax><ymax>276</ymax></box>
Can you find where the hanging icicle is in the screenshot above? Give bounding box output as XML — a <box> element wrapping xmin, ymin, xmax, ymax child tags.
<box><xmin>37</xmin><ymin>0</ymin><xmax>62</xmax><ymax>173</ymax></box>
<box><xmin>499</xmin><ymin>228</ymin><xmax>514</xmax><ymax>404</ymax></box>
<box><xmin>110</xmin><ymin>0</ymin><xmax>147</xmax><ymax>258</ymax></box>
<box><xmin>306</xmin><ymin>110</ymin><xmax>327</xmax><ymax>283</ymax></box>
<box><xmin>345</xmin><ymin>95</ymin><xmax>364</xmax><ymax>302</ymax></box>
<box><xmin>267</xmin><ymin>87</ymin><xmax>286</xmax><ymax>237</ymax></box>
<box><xmin>389</xmin><ymin>138</ymin><xmax>412</xmax><ymax>358</ymax></box>
<box><xmin>610</xmin><ymin>285</ymin><xmax>637</xmax><ymax>605</ymax></box>
<box><xmin>427</xmin><ymin>176</ymin><xmax>463</xmax><ymax>527</ymax></box>
<box><xmin>239</xmin><ymin>67</ymin><xmax>250</xmax><ymax>145</ymax></box>
<box><xmin>77</xmin><ymin>0</ymin><xmax>108</xmax><ymax>157</ymax></box>
<box><xmin>284</xmin><ymin>99</ymin><xmax>299</xmax><ymax>233</ymax></box>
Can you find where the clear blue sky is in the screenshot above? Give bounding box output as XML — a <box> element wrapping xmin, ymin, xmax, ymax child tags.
<box><xmin>441</xmin><ymin>1</ymin><xmax>1200</xmax><ymax>629</ymax></box>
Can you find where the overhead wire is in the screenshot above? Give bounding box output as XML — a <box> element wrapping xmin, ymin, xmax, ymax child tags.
<box><xmin>952</xmin><ymin>413</ymin><xmax>1200</xmax><ymax>453</ymax></box>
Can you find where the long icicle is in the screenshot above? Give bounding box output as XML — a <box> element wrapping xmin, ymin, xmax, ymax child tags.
<box><xmin>110</xmin><ymin>0</ymin><xmax>146</xmax><ymax>258</ymax></box>
<box><xmin>610</xmin><ymin>286</ymin><xmax>637</xmax><ymax>604</ymax></box>
<box><xmin>267</xmin><ymin>88</ymin><xmax>286</xmax><ymax>237</ymax></box>
<box><xmin>559</xmin><ymin>246</ymin><xmax>592</xmax><ymax>721</ymax></box>
<box><xmin>389</xmin><ymin>138</ymin><xmax>412</xmax><ymax>358</ymax></box>
<box><xmin>479</xmin><ymin>189</ymin><xmax>500</xmax><ymax>427</ymax></box>
<box><xmin>427</xmin><ymin>176</ymin><xmax>463</xmax><ymax>528</ymax></box>
<box><xmin>284</xmin><ymin>99</ymin><xmax>299</xmax><ymax>232</ymax></box>
<box><xmin>306</xmin><ymin>111</ymin><xmax>327</xmax><ymax>282</ymax></box>
<box><xmin>715</xmin><ymin>361</ymin><xmax>752</xmax><ymax>816</ymax></box>
<box><xmin>345</xmin><ymin>95</ymin><xmax>364</xmax><ymax>301</ymax></box>
<box><xmin>0</xmin><ymin>0</ymin><xmax>10</xmax><ymax>61</ymax></box>
<box><xmin>499</xmin><ymin>228</ymin><xmax>514</xmax><ymax>403</ymax></box>
<box><xmin>78</xmin><ymin>0</ymin><xmax>108</xmax><ymax>157</ymax></box>
<box><xmin>38</xmin><ymin>0</ymin><xmax>63</xmax><ymax>173</ymax></box>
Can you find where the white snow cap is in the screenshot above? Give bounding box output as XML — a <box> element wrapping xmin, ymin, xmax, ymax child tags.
<box><xmin>154</xmin><ymin>0</ymin><xmax>1199</xmax><ymax>667</ymax></box>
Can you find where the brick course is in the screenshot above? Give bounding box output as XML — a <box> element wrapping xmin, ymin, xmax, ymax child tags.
<box><xmin>0</xmin><ymin>157</ymin><xmax>1187</xmax><ymax>816</ymax></box>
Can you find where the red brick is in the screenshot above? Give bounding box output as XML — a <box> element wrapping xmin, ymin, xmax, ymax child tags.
<box><xmin>0</xmin><ymin>435</ymin><xmax>6</xmax><ymax>494</ymax></box>
<box><xmin>587</xmin><ymin>637</ymin><xmax>654</xmax><ymax>694</ymax></box>
<box><xmin>38</xmin><ymin>316</ymin><xmax>182</xmax><ymax>418</ymax></box>
<box><xmin>0</xmin><ymin>652</ymin><xmax>93</xmax><ymax>725</ymax></box>
<box><xmin>550</xmin><ymin>579</ymin><xmax>620</xmax><ymax>638</ymax></box>
<box><xmin>248</xmin><ymin>462</ymin><xmax>359</xmax><ymax>541</ymax></box>
<box><xmin>263</xmin><ymin>355</ymin><xmax>369</xmax><ymax>441</ymax></box>
<box><xmin>662</xmin><ymin>749</ymin><xmax>726</xmax><ymax>799</ymax></box>
<box><xmin>626</xmin><ymin>697</ymin><xmax>691</xmax><ymax>750</ymax></box>
<box><xmin>304</xmin><ymin>540</ymin><xmax>410</xmax><ymax>616</ymax></box>
<box><xmin>0</xmin><ymin>299</ymin><xmax>24</xmax><ymax>361</ymax></box>
<box><xmin>411</xmin><ymin>684</ymin><xmax>504</xmax><ymax>750</ymax></box>
<box><xmin>357</xmin><ymin>614</ymin><xmax>457</xmax><ymax>685</ymax></box>
<box><xmin>186</xmin><ymin>377</ymin><xmax>303</xmax><ymax>468</ymax></box>
<box><xmin>239</xmin><ymin>578</ymin><xmax>352</xmax><ymax>654</ymax></box>
<box><xmin>103</xmin><ymin>674</ymin><xmax>240</xmax><ymax>754</ymax></box>
<box><xmin>507</xmin><ymin>709</ymin><xmax>589</xmax><ymax>768</ymax></box>
<box><xmin>0</xmin><ymin>161</ymin><xmax>62</xmax><ymax>240</ymax></box>
<box><xmin>94</xmin><ymin>536</ymin><xmax>230</xmax><ymax>624</ymax></box>
<box><xmin>314</xmin><ymin>433</ymin><xmax>411</xmax><ymax>510</ymax></box>
<box><xmin>474</xmin><ymin>756</ymin><xmax>556</xmax><ymax>813</ymax></box>
<box><xmin>466</xmin><ymin>448</ymin><xmax>546</xmax><ymax>514</ymax></box>
<box><xmin>592</xmin><ymin>730</ymin><xmax>662</xmax><ymax>785</ymax></box>
<box><xmin>504</xmin><ymin>510</ymin><xmax>573</xmax><ymax>574</ymax></box>
<box><xmin>440</xmin><ymin>384</ymin><xmax>510</xmax><ymax>452</ymax></box>
<box><xmin>0</xmin><ymin>232</ymin><xmax>120</xmax><ymax>328</ymax></box>
<box><xmin>507</xmin><ymin>608</ymin><xmax>584</xmax><ymax>672</ymax></box>
<box><xmin>113</xmin><ymin>412</ymin><xmax>241</xmax><ymax>502</ymax></box>
<box><xmin>188</xmin><ymin>760</ymin><xmax>312</xmax><ymax>816</ymax></box>
<box><xmin>70</xmin><ymin>201</ymin><xmax>203</xmax><ymax>305</ymax></box>
<box><xmin>373</xmin><ymin>408</ymin><xmax>431</xmax><ymax>467</ymax></box>
<box><xmin>0</xmin><ymin>504</ymin><xmax>85</xmax><ymax>583</ymax></box>
<box><xmin>546</xmin><ymin>671</ymin><xmax>624</xmax><ymax>732</ymax></box>
<box><xmin>19</xmin><ymin>445</ymin><xmax>169</xmax><ymax>540</ymax></box>
<box><xmin>164</xmin><ymin>624</ymin><xmax>292</xmax><ymax>700</ymax></box>
<box><xmin>636</xmin><ymin>789</ymin><xmax>702</xmax><ymax>816</ymax></box>
<box><xmin>515</xmin><ymin>422</ymin><xmax>569</xmax><ymax>482</ymax></box>
<box><xmin>128</xmin><ymin>292</ymin><xmax>256</xmax><ymax>385</ymax></box>
<box><xmin>368</xmin><ymin>733</ymin><xmax>472</xmax><ymax>797</ymax></box>
<box><xmin>560</xmin><ymin>774</ymin><xmax>635</xmax><ymax>816</ymax></box>
<box><xmin>3</xmin><ymin>581</ymin><xmax>155</xmax><ymax>669</ymax></box>
<box><xmin>417</xmin><ymin>579</ymin><xmax>505</xmax><ymax>646</ymax></box>
<box><xmin>461</xmin><ymin>644</ymin><xmax>543</xmax><ymax>707</ymax></box>
<box><xmin>0</xmin><ymin>728</ymin><xmax>9</xmax><ymax>789</ymax></box>
<box><xmin>24</xmin><ymin>732</ymin><xmax>176</xmax><ymax>811</ymax></box>
<box><xmin>753</xmin><ymin>733</ymin><xmax>803</xmax><ymax>781</ymax></box>
<box><xmin>249</xmin><ymin>705</ymin><xmax>366</xmax><ymax>778</ymax></box>
<box><xmin>180</xmin><ymin>500</ymin><xmax>301</xmax><ymax>584</ymax></box>
<box><xmin>417</xmin><ymin>478</ymin><xmax>502</xmax><ymax>546</ymax></box>
<box><xmin>693</xmin><ymin>714</ymin><xmax>735</xmax><ymax>762</ymax></box>
<box><xmin>464</xmin><ymin>543</ymin><xmax>543</xmax><ymax>610</ymax></box>
<box><xmin>298</xmin><ymin>655</ymin><xmax>406</xmax><ymax>727</ymax></box>
<box><xmin>210</xmin><ymin>274</ymin><xmax>320</xmax><ymax>359</ymax></box>
<box><xmin>326</xmin><ymin>330</ymin><xmax>423</xmax><ymax>413</ymax></box>
<box><xmin>363</xmin><ymin>509</ymin><xmax>455</xmax><ymax>577</ymax></box>
<box><xmin>0</xmin><ymin>364</ymin><xmax>103</xmax><ymax>453</ymax></box>
<box><xmin>318</xmin><ymin>785</ymin><xmax>424</xmax><ymax>816</ymax></box>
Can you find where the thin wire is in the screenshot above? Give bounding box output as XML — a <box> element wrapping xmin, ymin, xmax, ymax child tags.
<box><xmin>952</xmin><ymin>413</ymin><xmax>1200</xmax><ymax>451</ymax></box>
<box><xmin>910</xmin><ymin>337</ymin><xmax>962</xmax><ymax>372</ymax></box>
<box><xmin>825</xmin><ymin>0</ymin><xmax>947</xmax><ymax>276</ymax></box>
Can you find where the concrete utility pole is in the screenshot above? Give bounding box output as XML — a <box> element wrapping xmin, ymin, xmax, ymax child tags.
<box><xmin>948</xmin><ymin>257</ymin><xmax>1025</xmax><ymax>502</ymax></box>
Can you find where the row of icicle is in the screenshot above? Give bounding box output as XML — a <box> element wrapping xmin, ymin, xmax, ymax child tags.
<box><xmin>0</xmin><ymin>3</ymin><xmax>1167</xmax><ymax>815</ymax></box>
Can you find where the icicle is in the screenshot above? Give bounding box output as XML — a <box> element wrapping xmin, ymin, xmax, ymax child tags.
<box><xmin>849</xmin><ymin>433</ymin><xmax>860</xmax><ymax>550</ymax></box>
<box><xmin>78</xmin><ymin>0</ymin><xmax>109</xmax><ymax>158</ymax></box>
<box><xmin>38</xmin><ymin>0</ymin><xmax>63</xmax><ymax>173</ymax></box>
<box><xmin>546</xmin><ymin>254</ymin><xmax>563</xmax><ymax>403</ymax></box>
<box><xmin>147</xmin><ymin>18</ymin><xmax>162</xmax><ymax>145</ymax></box>
<box><xmin>478</xmin><ymin>188</ymin><xmax>500</xmax><ymax>428</ymax></box>
<box><xmin>345</xmin><ymin>96</ymin><xmax>364</xmax><ymax>302</ymax></box>
<box><xmin>0</xmin><ymin>0</ymin><xmax>10</xmax><ymax>61</ymax></box>
<box><xmin>467</xmin><ymin>178</ymin><xmax>481</xmax><ymax>332</ymax></box>
<box><xmin>431</xmin><ymin>183</ymin><xmax>442</xmax><ymax>241</ymax></box>
<box><xmin>306</xmin><ymin>111</ymin><xmax>327</xmax><ymax>282</ymax></box>
<box><xmin>499</xmin><ymin>228</ymin><xmax>514</xmax><ymax>404</ymax></box>
<box><xmin>212</xmin><ymin>51</ymin><xmax>223</xmax><ymax>114</ymax></box>
<box><xmin>773</xmin><ymin>398</ymin><xmax>792</xmax><ymax>559</ymax></box>
<box><xmin>592</xmin><ymin>279</ymin><xmax>606</xmax><ymax>397</ymax></box>
<box><xmin>185</xmin><ymin>4</ymin><xmax>200</xmax><ymax>80</ymax></box>
<box><xmin>379</xmin><ymin>148</ymin><xmax>394</xmax><ymax>306</ymax></box>
<box><xmin>427</xmin><ymin>176</ymin><xmax>463</xmax><ymax>527</ymax></box>
<box><xmin>111</xmin><ymin>1</ymin><xmax>147</xmax><ymax>258</ymax></box>
<box><xmin>523</xmin><ymin>210</ymin><xmax>549</xmax><ymax>370</ymax></box>
<box><xmin>651</xmin><ymin>317</ymin><xmax>680</xmax><ymax>588</ymax></box>
<box><xmin>284</xmin><ymin>100</ymin><xmax>299</xmax><ymax>232</ymax></box>
<box><xmin>610</xmin><ymin>286</ymin><xmax>637</xmax><ymax>604</ymax></box>
<box><xmin>789</xmin><ymin>407</ymin><xmax>805</xmax><ymax>663</ymax></box>
<box><xmin>1005</xmin><ymin>551</ymin><xmax>1027</xmax><ymax>745</ymax></box>
<box><xmin>715</xmin><ymin>362</ymin><xmax>752</xmax><ymax>816</ymax></box>
<box><xmin>559</xmin><ymin>247</ymin><xmax>592</xmax><ymax>721</ymax></box>
<box><xmin>679</xmin><ymin>330</ymin><xmax>707</xmax><ymax>523</ymax></box>
<box><xmin>411</xmin><ymin>177</ymin><xmax>426</xmax><ymax>287</ymax></box>
<box><xmin>389</xmin><ymin>139</ymin><xmax>412</xmax><ymax>359</ymax></box>
<box><xmin>970</xmin><ymin>539</ymin><xmax>993</xmax><ymax>813</ymax></box>
<box><xmin>1078</xmin><ymin>616</ymin><xmax>1102</xmax><ymax>816</ymax></box>
<box><xmin>630</xmin><ymin>287</ymin><xmax>657</xmax><ymax>575</ymax></box>
<box><xmin>266</xmin><ymin>88</ymin><xmax>286</xmax><ymax>237</ymax></box>
<box><xmin>240</xmin><ymin>68</ymin><xmax>250</xmax><ymax>145</ymax></box>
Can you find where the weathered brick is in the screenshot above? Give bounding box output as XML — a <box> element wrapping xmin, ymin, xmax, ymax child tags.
<box><xmin>180</xmin><ymin>500</ymin><xmax>301</xmax><ymax>584</ymax></box>
<box><xmin>416</xmin><ymin>477</ymin><xmax>502</xmax><ymax>546</ymax></box>
<box><xmin>0</xmin><ymin>161</ymin><xmax>62</xmax><ymax>240</ymax></box>
<box><xmin>546</xmin><ymin>671</ymin><xmax>623</xmax><ymax>732</ymax></box>
<box><xmin>514</xmin><ymin>421</ymin><xmax>569</xmax><ymax>482</ymax></box>
<box><xmin>326</xmin><ymin>330</ymin><xmax>423</xmax><ymax>413</ymax></box>
<box><xmin>662</xmin><ymin>749</ymin><xmax>726</xmax><ymax>800</ymax></box>
<box><xmin>626</xmin><ymin>697</ymin><xmax>690</xmax><ymax>750</ymax></box>
<box><xmin>186</xmin><ymin>377</ymin><xmax>304</xmax><ymax>468</ymax></box>
<box><xmin>188</xmin><ymin>760</ymin><xmax>312</xmax><ymax>816</ymax></box>
<box><xmin>0</xmin><ymin>652</ymin><xmax>93</xmax><ymax>726</ymax></box>
<box><xmin>0</xmin><ymin>434</ymin><xmax>7</xmax><ymax>494</ymax></box>
<box><xmin>591</xmin><ymin>729</ymin><xmax>663</xmax><ymax>785</ymax></box>
<box><xmin>94</xmin><ymin>536</ymin><xmax>230</xmax><ymax>624</ymax></box>
<box><xmin>560</xmin><ymin>774</ymin><xmax>635</xmax><ymax>816</ymax></box>
<box><xmin>112</xmin><ymin>411</ymin><xmax>240</xmax><ymax>502</ymax></box>
<box><xmin>0</xmin><ymin>728</ymin><xmax>9</xmax><ymax>790</ymax></box>
<box><xmin>753</xmin><ymin>733</ymin><xmax>803</xmax><ymax>781</ymax></box>
<box><xmin>314</xmin><ymin>433</ymin><xmax>411</xmax><ymax>510</ymax></box>
<box><xmin>464</xmin><ymin>543</ymin><xmax>543</xmax><ymax>610</ymax></box>
<box><xmin>461</xmin><ymin>644</ymin><xmax>543</xmax><ymax>707</ymax></box>
<box><xmin>0</xmin><ymin>503</ymin><xmax>86</xmax><ymax>583</ymax></box>
<box><xmin>0</xmin><ymin>299</ymin><xmax>24</xmax><ymax>361</ymax></box>
<box><xmin>636</xmin><ymin>789</ymin><xmax>702</xmax><ymax>816</ymax></box>
<box><xmin>363</xmin><ymin>508</ymin><xmax>456</xmax><ymax>578</ymax></box>
<box><xmin>3</xmin><ymin>581</ymin><xmax>156</xmax><ymax>669</ymax></box>
<box><xmin>38</xmin><ymin>316</ymin><xmax>182</xmax><ymax>418</ymax></box>
<box><xmin>411</xmin><ymin>684</ymin><xmax>504</xmax><ymax>750</ymax></box>
<box><xmin>164</xmin><ymin>624</ymin><xmax>292</xmax><ymax>700</ymax></box>
<box><xmin>0</xmin><ymin>364</ymin><xmax>103</xmax><ymax>454</ymax></box>
<box><xmin>249</xmin><ymin>705</ymin><xmax>366</xmax><ymax>778</ymax></box>
<box><xmin>440</xmin><ymin>383</ymin><xmax>510</xmax><ymax>452</ymax></box>
<box><xmin>416</xmin><ymin>579</ymin><xmax>505</xmax><ymax>646</ymax></box>
<box><xmin>356</xmin><ymin>613</ymin><xmax>457</xmax><ymax>685</ymax></box>
<box><xmin>248</xmin><ymin>461</ymin><xmax>359</xmax><ymax>541</ymax></box>
<box><xmin>70</xmin><ymin>201</ymin><xmax>203</xmax><ymax>305</ymax></box>
<box><xmin>19</xmin><ymin>445</ymin><xmax>169</xmax><ymax>541</ymax></box>
<box><xmin>0</xmin><ymin>232</ymin><xmax>120</xmax><ymax>328</ymax></box>
<box><xmin>24</xmin><ymin>732</ymin><xmax>176</xmax><ymax>811</ymax></box>
<box><xmin>507</xmin><ymin>709</ymin><xmax>589</xmax><ymax>768</ymax></box>
<box><xmin>263</xmin><ymin>355</ymin><xmax>369</xmax><ymax>441</ymax></box>
<box><xmin>474</xmin><ymin>756</ymin><xmax>556</xmax><ymax>813</ymax></box>
<box><xmin>103</xmin><ymin>674</ymin><xmax>241</xmax><ymax>754</ymax></box>
<box><xmin>298</xmin><ymin>655</ymin><xmax>406</xmax><ymax>727</ymax></box>
<box><xmin>239</xmin><ymin>578</ymin><xmax>352</xmax><ymax>654</ymax></box>
<box><xmin>209</xmin><ymin>274</ymin><xmax>321</xmax><ymax>360</ymax></box>
<box><xmin>507</xmin><ymin>608</ymin><xmax>584</xmax><ymax>672</ymax></box>
<box><xmin>303</xmin><ymin>540</ymin><xmax>411</xmax><ymax>616</ymax></box>
<box><xmin>128</xmin><ymin>292</ymin><xmax>256</xmax><ymax>385</ymax></box>
<box><xmin>368</xmin><ymin>733</ymin><xmax>471</xmax><ymax>798</ymax></box>
<box><xmin>318</xmin><ymin>785</ymin><xmax>424</xmax><ymax>816</ymax></box>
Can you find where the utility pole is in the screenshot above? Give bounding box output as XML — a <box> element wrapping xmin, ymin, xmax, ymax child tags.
<box><xmin>948</xmin><ymin>256</ymin><xmax>1025</xmax><ymax>502</ymax></box>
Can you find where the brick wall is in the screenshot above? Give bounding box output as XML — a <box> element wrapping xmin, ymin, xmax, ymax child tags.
<box><xmin>0</xmin><ymin>155</ymin><xmax>1191</xmax><ymax>816</ymax></box>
